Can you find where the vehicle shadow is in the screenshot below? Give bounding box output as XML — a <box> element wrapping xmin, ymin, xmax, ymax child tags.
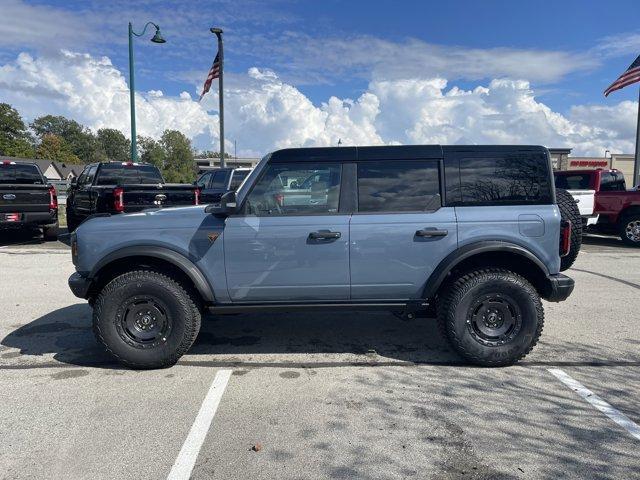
<box><xmin>581</xmin><ymin>233</ymin><xmax>636</xmax><ymax>250</ymax></box>
<box><xmin>3</xmin><ymin>304</ymin><xmax>640</xmax><ymax>370</ymax></box>
<box><xmin>0</xmin><ymin>227</ymin><xmax>69</xmax><ymax>247</ymax></box>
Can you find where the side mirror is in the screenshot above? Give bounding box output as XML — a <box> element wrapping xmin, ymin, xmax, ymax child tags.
<box><xmin>205</xmin><ymin>190</ymin><xmax>237</xmax><ymax>217</ymax></box>
<box><xmin>70</xmin><ymin>177</ymin><xmax>78</xmax><ymax>186</ymax></box>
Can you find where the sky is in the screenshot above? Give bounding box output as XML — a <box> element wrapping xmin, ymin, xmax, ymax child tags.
<box><xmin>1</xmin><ymin>0</ymin><xmax>640</xmax><ymax>157</ymax></box>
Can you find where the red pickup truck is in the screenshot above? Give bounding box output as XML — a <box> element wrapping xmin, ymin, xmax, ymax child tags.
<box><xmin>554</xmin><ymin>169</ymin><xmax>640</xmax><ymax>246</ymax></box>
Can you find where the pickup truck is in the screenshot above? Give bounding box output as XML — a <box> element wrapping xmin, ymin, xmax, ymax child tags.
<box><xmin>196</xmin><ymin>167</ymin><xmax>251</xmax><ymax>204</ymax></box>
<box><xmin>554</xmin><ymin>168</ymin><xmax>640</xmax><ymax>246</ymax></box>
<box><xmin>69</xmin><ymin>145</ymin><xmax>575</xmax><ymax>369</ymax></box>
<box><xmin>0</xmin><ymin>160</ymin><xmax>59</xmax><ymax>240</ymax></box>
<box><xmin>66</xmin><ymin>161</ymin><xmax>200</xmax><ymax>232</ymax></box>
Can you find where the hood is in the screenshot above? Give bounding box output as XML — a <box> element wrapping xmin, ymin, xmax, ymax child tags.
<box><xmin>77</xmin><ymin>205</ymin><xmax>221</xmax><ymax>233</ymax></box>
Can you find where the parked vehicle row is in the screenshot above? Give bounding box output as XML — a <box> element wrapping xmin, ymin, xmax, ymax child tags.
<box><xmin>65</xmin><ymin>162</ymin><xmax>201</xmax><ymax>232</ymax></box>
<box><xmin>69</xmin><ymin>145</ymin><xmax>575</xmax><ymax>369</ymax></box>
<box><xmin>0</xmin><ymin>160</ymin><xmax>59</xmax><ymax>240</ymax></box>
<box><xmin>554</xmin><ymin>168</ymin><xmax>640</xmax><ymax>246</ymax></box>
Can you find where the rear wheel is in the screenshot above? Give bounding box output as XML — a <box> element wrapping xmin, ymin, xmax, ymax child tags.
<box><xmin>556</xmin><ymin>188</ymin><xmax>582</xmax><ymax>271</ymax></box>
<box><xmin>620</xmin><ymin>214</ymin><xmax>640</xmax><ymax>247</ymax></box>
<box><xmin>66</xmin><ymin>207</ymin><xmax>79</xmax><ymax>232</ymax></box>
<box><xmin>437</xmin><ymin>269</ymin><xmax>544</xmax><ymax>367</ymax></box>
<box><xmin>42</xmin><ymin>223</ymin><xmax>59</xmax><ymax>241</ymax></box>
<box><xmin>93</xmin><ymin>270</ymin><xmax>201</xmax><ymax>369</ymax></box>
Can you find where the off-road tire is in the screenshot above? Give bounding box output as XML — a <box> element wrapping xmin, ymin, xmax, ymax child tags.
<box><xmin>619</xmin><ymin>214</ymin><xmax>640</xmax><ymax>247</ymax></box>
<box><xmin>42</xmin><ymin>223</ymin><xmax>59</xmax><ymax>241</ymax></box>
<box><xmin>437</xmin><ymin>269</ymin><xmax>544</xmax><ymax>367</ymax></box>
<box><xmin>556</xmin><ymin>188</ymin><xmax>582</xmax><ymax>271</ymax></box>
<box><xmin>93</xmin><ymin>270</ymin><xmax>201</xmax><ymax>369</ymax></box>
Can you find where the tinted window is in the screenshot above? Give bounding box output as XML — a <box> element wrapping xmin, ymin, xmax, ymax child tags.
<box><xmin>600</xmin><ymin>171</ymin><xmax>626</xmax><ymax>191</ymax></box>
<box><xmin>357</xmin><ymin>161</ymin><xmax>440</xmax><ymax>212</ymax></box>
<box><xmin>82</xmin><ymin>165</ymin><xmax>97</xmax><ymax>186</ymax></box>
<box><xmin>196</xmin><ymin>172</ymin><xmax>211</xmax><ymax>189</ymax></box>
<box><xmin>245</xmin><ymin>163</ymin><xmax>341</xmax><ymax>215</ymax></box>
<box><xmin>96</xmin><ymin>164</ymin><xmax>163</xmax><ymax>185</ymax></box>
<box><xmin>230</xmin><ymin>170</ymin><xmax>249</xmax><ymax>190</ymax></box>
<box><xmin>0</xmin><ymin>164</ymin><xmax>43</xmax><ymax>184</ymax></box>
<box><xmin>458</xmin><ymin>154</ymin><xmax>552</xmax><ymax>205</ymax></box>
<box><xmin>555</xmin><ymin>174</ymin><xmax>591</xmax><ymax>190</ymax></box>
<box><xmin>210</xmin><ymin>171</ymin><xmax>228</xmax><ymax>189</ymax></box>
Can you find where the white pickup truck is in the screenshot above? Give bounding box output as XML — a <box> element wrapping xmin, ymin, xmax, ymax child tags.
<box><xmin>553</xmin><ymin>172</ymin><xmax>597</xmax><ymax>227</ymax></box>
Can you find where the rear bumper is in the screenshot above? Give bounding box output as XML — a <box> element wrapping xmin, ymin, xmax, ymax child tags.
<box><xmin>68</xmin><ymin>272</ymin><xmax>92</xmax><ymax>299</ymax></box>
<box><xmin>544</xmin><ymin>273</ymin><xmax>575</xmax><ymax>302</ymax></box>
<box><xmin>0</xmin><ymin>210</ymin><xmax>57</xmax><ymax>228</ymax></box>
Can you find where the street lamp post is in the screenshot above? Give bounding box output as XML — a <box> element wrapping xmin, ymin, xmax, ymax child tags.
<box><xmin>210</xmin><ymin>27</ymin><xmax>225</xmax><ymax>168</ymax></box>
<box><xmin>128</xmin><ymin>21</ymin><xmax>166</xmax><ymax>162</ymax></box>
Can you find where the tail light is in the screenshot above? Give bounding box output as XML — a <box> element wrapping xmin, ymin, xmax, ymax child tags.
<box><xmin>560</xmin><ymin>220</ymin><xmax>571</xmax><ymax>257</ymax></box>
<box><xmin>113</xmin><ymin>187</ymin><xmax>125</xmax><ymax>212</ymax></box>
<box><xmin>48</xmin><ymin>185</ymin><xmax>58</xmax><ymax>210</ymax></box>
<box><xmin>194</xmin><ymin>188</ymin><xmax>200</xmax><ymax>205</ymax></box>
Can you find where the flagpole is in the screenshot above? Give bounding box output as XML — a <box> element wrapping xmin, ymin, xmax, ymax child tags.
<box><xmin>211</xmin><ymin>28</ymin><xmax>225</xmax><ymax>168</ymax></box>
<box><xmin>634</xmin><ymin>85</ymin><xmax>640</xmax><ymax>187</ymax></box>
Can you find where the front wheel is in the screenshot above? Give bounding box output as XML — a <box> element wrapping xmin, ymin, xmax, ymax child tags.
<box><xmin>437</xmin><ymin>269</ymin><xmax>544</xmax><ymax>367</ymax></box>
<box><xmin>93</xmin><ymin>270</ymin><xmax>201</xmax><ymax>369</ymax></box>
<box><xmin>42</xmin><ymin>223</ymin><xmax>59</xmax><ymax>241</ymax></box>
<box><xmin>620</xmin><ymin>214</ymin><xmax>640</xmax><ymax>247</ymax></box>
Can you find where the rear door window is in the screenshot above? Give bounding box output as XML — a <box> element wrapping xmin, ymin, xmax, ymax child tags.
<box><xmin>599</xmin><ymin>171</ymin><xmax>626</xmax><ymax>191</ymax></box>
<box><xmin>230</xmin><ymin>170</ymin><xmax>249</xmax><ymax>190</ymax></box>
<box><xmin>210</xmin><ymin>171</ymin><xmax>229</xmax><ymax>189</ymax></box>
<box><xmin>458</xmin><ymin>153</ymin><xmax>552</xmax><ymax>205</ymax></box>
<box><xmin>357</xmin><ymin>160</ymin><xmax>441</xmax><ymax>212</ymax></box>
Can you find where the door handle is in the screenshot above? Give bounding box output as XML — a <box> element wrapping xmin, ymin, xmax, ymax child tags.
<box><xmin>308</xmin><ymin>230</ymin><xmax>341</xmax><ymax>240</ymax></box>
<box><xmin>415</xmin><ymin>228</ymin><xmax>448</xmax><ymax>237</ymax></box>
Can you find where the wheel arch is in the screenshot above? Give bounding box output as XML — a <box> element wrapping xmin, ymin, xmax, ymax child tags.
<box><xmin>88</xmin><ymin>246</ymin><xmax>215</xmax><ymax>304</ymax></box>
<box><xmin>424</xmin><ymin>242</ymin><xmax>551</xmax><ymax>299</ymax></box>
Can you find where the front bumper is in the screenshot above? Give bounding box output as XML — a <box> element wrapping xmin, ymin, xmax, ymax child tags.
<box><xmin>68</xmin><ymin>272</ymin><xmax>91</xmax><ymax>299</ymax></box>
<box><xmin>544</xmin><ymin>273</ymin><xmax>575</xmax><ymax>302</ymax></box>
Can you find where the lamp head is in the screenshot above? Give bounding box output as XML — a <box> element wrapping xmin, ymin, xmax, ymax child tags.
<box><xmin>151</xmin><ymin>27</ymin><xmax>166</xmax><ymax>43</ymax></box>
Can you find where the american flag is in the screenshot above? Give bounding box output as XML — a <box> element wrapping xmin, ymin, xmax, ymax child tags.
<box><xmin>199</xmin><ymin>52</ymin><xmax>220</xmax><ymax>101</ymax></box>
<box><xmin>604</xmin><ymin>54</ymin><xmax>640</xmax><ymax>97</ymax></box>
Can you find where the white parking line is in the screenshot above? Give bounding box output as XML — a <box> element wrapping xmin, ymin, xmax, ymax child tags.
<box><xmin>167</xmin><ymin>369</ymin><xmax>233</xmax><ymax>480</ymax></box>
<box><xmin>548</xmin><ymin>368</ymin><xmax>640</xmax><ymax>441</ymax></box>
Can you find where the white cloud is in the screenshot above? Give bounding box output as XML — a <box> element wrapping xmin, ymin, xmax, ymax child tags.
<box><xmin>0</xmin><ymin>50</ymin><xmax>636</xmax><ymax>157</ymax></box>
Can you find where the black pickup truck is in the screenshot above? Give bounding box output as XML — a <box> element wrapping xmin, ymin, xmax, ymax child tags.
<box><xmin>196</xmin><ymin>167</ymin><xmax>252</xmax><ymax>204</ymax></box>
<box><xmin>0</xmin><ymin>160</ymin><xmax>59</xmax><ymax>240</ymax></box>
<box><xmin>66</xmin><ymin>161</ymin><xmax>200</xmax><ymax>232</ymax></box>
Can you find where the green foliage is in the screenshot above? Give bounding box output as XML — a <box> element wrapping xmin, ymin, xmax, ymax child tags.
<box><xmin>31</xmin><ymin>115</ymin><xmax>104</xmax><ymax>164</ymax></box>
<box><xmin>138</xmin><ymin>136</ymin><xmax>166</xmax><ymax>169</ymax></box>
<box><xmin>36</xmin><ymin>134</ymin><xmax>81</xmax><ymax>164</ymax></box>
<box><xmin>195</xmin><ymin>150</ymin><xmax>231</xmax><ymax>159</ymax></box>
<box><xmin>3</xmin><ymin>104</ymin><xmax>197</xmax><ymax>184</ymax></box>
<box><xmin>0</xmin><ymin>103</ymin><xmax>35</xmax><ymax>157</ymax></box>
<box><xmin>160</xmin><ymin>130</ymin><xmax>196</xmax><ymax>183</ymax></box>
<box><xmin>97</xmin><ymin>128</ymin><xmax>130</xmax><ymax>162</ymax></box>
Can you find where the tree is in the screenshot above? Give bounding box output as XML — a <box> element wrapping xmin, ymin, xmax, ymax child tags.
<box><xmin>195</xmin><ymin>150</ymin><xmax>231</xmax><ymax>159</ymax></box>
<box><xmin>138</xmin><ymin>136</ymin><xmax>166</xmax><ymax>169</ymax></box>
<box><xmin>0</xmin><ymin>103</ymin><xmax>35</xmax><ymax>157</ymax></box>
<box><xmin>31</xmin><ymin>115</ymin><xmax>103</xmax><ymax>164</ymax></box>
<box><xmin>36</xmin><ymin>134</ymin><xmax>81</xmax><ymax>164</ymax></box>
<box><xmin>160</xmin><ymin>130</ymin><xmax>196</xmax><ymax>183</ymax></box>
<box><xmin>97</xmin><ymin>128</ymin><xmax>130</xmax><ymax>162</ymax></box>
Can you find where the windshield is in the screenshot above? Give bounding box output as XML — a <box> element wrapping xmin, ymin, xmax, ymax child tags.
<box><xmin>0</xmin><ymin>163</ymin><xmax>43</xmax><ymax>184</ymax></box>
<box><xmin>96</xmin><ymin>164</ymin><xmax>164</xmax><ymax>185</ymax></box>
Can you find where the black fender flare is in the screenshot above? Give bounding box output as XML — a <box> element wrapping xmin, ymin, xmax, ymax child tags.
<box><xmin>90</xmin><ymin>246</ymin><xmax>215</xmax><ymax>303</ymax></box>
<box><xmin>422</xmin><ymin>241</ymin><xmax>550</xmax><ymax>298</ymax></box>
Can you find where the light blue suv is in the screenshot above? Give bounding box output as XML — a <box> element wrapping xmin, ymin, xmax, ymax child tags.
<box><xmin>69</xmin><ymin>145</ymin><xmax>575</xmax><ymax>368</ymax></box>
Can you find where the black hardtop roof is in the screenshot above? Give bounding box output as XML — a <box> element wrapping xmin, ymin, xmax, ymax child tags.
<box><xmin>269</xmin><ymin>145</ymin><xmax>548</xmax><ymax>162</ymax></box>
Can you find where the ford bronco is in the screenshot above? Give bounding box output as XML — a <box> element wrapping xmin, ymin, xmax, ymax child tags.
<box><xmin>69</xmin><ymin>145</ymin><xmax>575</xmax><ymax>368</ymax></box>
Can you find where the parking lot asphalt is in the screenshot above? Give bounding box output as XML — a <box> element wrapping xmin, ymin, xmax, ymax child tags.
<box><xmin>1</xmin><ymin>231</ymin><xmax>639</xmax><ymax>479</ymax></box>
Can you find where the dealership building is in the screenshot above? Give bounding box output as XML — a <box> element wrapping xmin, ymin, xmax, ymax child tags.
<box><xmin>549</xmin><ymin>148</ymin><xmax>638</xmax><ymax>187</ymax></box>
